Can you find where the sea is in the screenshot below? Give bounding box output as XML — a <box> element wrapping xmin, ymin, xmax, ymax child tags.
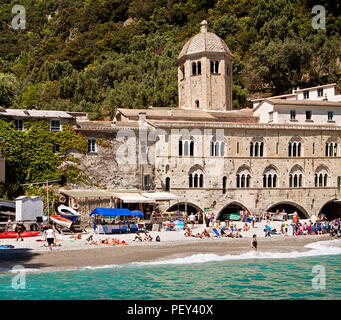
<box><xmin>0</xmin><ymin>239</ymin><xmax>341</xmax><ymax>300</ymax></box>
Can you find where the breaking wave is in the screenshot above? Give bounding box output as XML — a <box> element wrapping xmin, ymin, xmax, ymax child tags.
<box><xmin>131</xmin><ymin>239</ymin><xmax>341</xmax><ymax>266</ymax></box>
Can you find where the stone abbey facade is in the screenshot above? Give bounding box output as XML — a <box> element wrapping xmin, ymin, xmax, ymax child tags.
<box><xmin>2</xmin><ymin>21</ymin><xmax>341</xmax><ymax>221</ymax></box>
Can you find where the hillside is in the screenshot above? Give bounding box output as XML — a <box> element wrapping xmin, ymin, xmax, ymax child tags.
<box><xmin>0</xmin><ymin>0</ymin><xmax>340</xmax><ymax>119</ymax></box>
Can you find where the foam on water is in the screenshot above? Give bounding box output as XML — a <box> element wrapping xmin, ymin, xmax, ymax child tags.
<box><xmin>131</xmin><ymin>239</ymin><xmax>341</xmax><ymax>266</ymax></box>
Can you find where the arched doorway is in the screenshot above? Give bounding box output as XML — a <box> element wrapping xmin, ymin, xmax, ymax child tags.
<box><xmin>167</xmin><ymin>202</ymin><xmax>203</xmax><ymax>223</ymax></box>
<box><xmin>319</xmin><ymin>200</ymin><xmax>341</xmax><ymax>220</ymax></box>
<box><xmin>217</xmin><ymin>202</ymin><xmax>249</xmax><ymax>221</ymax></box>
<box><xmin>266</xmin><ymin>202</ymin><xmax>309</xmax><ymax>219</ymax></box>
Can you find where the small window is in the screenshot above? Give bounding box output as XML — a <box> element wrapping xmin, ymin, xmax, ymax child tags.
<box><xmin>165</xmin><ymin>177</ymin><xmax>170</xmax><ymax>191</ymax></box>
<box><xmin>195</xmin><ymin>100</ymin><xmax>200</xmax><ymax>108</ymax></box>
<box><xmin>328</xmin><ymin>111</ymin><xmax>334</xmax><ymax>121</ymax></box>
<box><xmin>306</xmin><ymin>111</ymin><xmax>312</xmax><ymax>120</ymax></box>
<box><xmin>269</xmin><ymin>111</ymin><xmax>273</xmax><ymax>121</ymax></box>
<box><xmin>303</xmin><ymin>91</ymin><xmax>309</xmax><ymax>99</ymax></box>
<box><xmin>290</xmin><ymin>110</ymin><xmax>296</xmax><ymax>120</ymax></box>
<box><xmin>317</xmin><ymin>88</ymin><xmax>323</xmax><ymax>97</ymax></box>
<box><xmin>192</xmin><ymin>63</ymin><xmax>197</xmax><ymax>75</ymax></box>
<box><xmin>180</xmin><ymin>65</ymin><xmax>185</xmax><ymax>80</ymax></box>
<box><xmin>144</xmin><ymin>175</ymin><xmax>150</xmax><ymax>187</ymax></box>
<box><xmin>50</xmin><ymin>120</ymin><xmax>61</xmax><ymax>132</ymax></box>
<box><xmin>14</xmin><ymin>119</ymin><xmax>23</xmax><ymax>131</ymax></box>
<box><xmin>87</xmin><ymin>139</ymin><xmax>96</xmax><ymax>153</ymax></box>
<box><xmin>210</xmin><ymin>61</ymin><xmax>214</xmax><ymax>74</ymax></box>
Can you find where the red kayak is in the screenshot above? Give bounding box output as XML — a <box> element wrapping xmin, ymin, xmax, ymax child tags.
<box><xmin>0</xmin><ymin>231</ymin><xmax>41</xmax><ymax>239</ymax></box>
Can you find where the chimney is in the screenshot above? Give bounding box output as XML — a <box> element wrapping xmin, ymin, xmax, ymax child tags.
<box><xmin>138</xmin><ymin>112</ymin><xmax>147</xmax><ymax>125</ymax></box>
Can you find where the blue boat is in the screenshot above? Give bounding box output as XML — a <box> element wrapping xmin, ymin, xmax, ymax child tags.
<box><xmin>57</xmin><ymin>205</ymin><xmax>81</xmax><ymax>222</ymax></box>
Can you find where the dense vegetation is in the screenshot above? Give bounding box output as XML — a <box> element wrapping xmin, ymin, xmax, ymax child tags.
<box><xmin>0</xmin><ymin>0</ymin><xmax>340</xmax><ymax>118</ymax></box>
<box><xmin>0</xmin><ymin>118</ymin><xmax>88</xmax><ymax>198</ymax></box>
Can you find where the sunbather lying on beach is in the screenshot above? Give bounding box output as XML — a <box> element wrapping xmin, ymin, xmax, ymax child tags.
<box><xmin>184</xmin><ymin>227</ymin><xmax>192</xmax><ymax>237</ymax></box>
<box><xmin>133</xmin><ymin>231</ymin><xmax>143</xmax><ymax>241</ymax></box>
<box><xmin>201</xmin><ymin>229</ymin><xmax>211</xmax><ymax>239</ymax></box>
<box><xmin>143</xmin><ymin>233</ymin><xmax>153</xmax><ymax>242</ymax></box>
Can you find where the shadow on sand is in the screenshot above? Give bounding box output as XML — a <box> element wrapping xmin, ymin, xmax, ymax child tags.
<box><xmin>0</xmin><ymin>248</ymin><xmax>51</xmax><ymax>273</ymax></box>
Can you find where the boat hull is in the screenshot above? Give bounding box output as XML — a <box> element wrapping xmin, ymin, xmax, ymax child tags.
<box><xmin>0</xmin><ymin>231</ymin><xmax>41</xmax><ymax>239</ymax></box>
<box><xmin>57</xmin><ymin>205</ymin><xmax>80</xmax><ymax>222</ymax></box>
<box><xmin>50</xmin><ymin>216</ymin><xmax>73</xmax><ymax>229</ymax></box>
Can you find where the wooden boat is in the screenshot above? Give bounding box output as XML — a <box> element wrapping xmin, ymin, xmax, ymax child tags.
<box><xmin>50</xmin><ymin>215</ymin><xmax>73</xmax><ymax>229</ymax></box>
<box><xmin>57</xmin><ymin>205</ymin><xmax>80</xmax><ymax>222</ymax></box>
<box><xmin>0</xmin><ymin>231</ymin><xmax>41</xmax><ymax>238</ymax></box>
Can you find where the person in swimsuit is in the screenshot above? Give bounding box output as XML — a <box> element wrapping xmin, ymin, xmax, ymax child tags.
<box><xmin>251</xmin><ymin>234</ymin><xmax>257</xmax><ymax>252</ymax></box>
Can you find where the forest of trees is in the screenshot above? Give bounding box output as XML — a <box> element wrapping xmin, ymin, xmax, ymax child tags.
<box><xmin>0</xmin><ymin>0</ymin><xmax>340</xmax><ymax>119</ymax></box>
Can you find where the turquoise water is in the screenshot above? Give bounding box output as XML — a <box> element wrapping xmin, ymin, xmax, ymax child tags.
<box><xmin>1</xmin><ymin>247</ymin><xmax>341</xmax><ymax>300</ymax></box>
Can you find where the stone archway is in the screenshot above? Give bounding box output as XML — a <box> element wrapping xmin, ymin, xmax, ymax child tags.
<box><xmin>266</xmin><ymin>201</ymin><xmax>309</xmax><ymax>219</ymax></box>
<box><xmin>167</xmin><ymin>202</ymin><xmax>203</xmax><ymax>220</ymax></box>
<box><xmin>318</xmin><ymin>200</ymin><xmax>341</xmax><ymax>220</ymax></box>
<box><xmin>216</xmin><ymin>202</ymin><xmax>250</xmax><ymax>221</ymax></box>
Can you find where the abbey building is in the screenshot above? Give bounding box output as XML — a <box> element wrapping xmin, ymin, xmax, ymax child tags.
<box><xmin>1</xmin><ymin>21</ymin><xmax>341</xmax><ymax>221</ymax></box>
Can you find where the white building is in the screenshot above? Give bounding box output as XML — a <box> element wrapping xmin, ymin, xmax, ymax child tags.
<box><xmin>251</xmin><ymin>83</ymin><xmax>341</xmax><ymax>109</ymax></box>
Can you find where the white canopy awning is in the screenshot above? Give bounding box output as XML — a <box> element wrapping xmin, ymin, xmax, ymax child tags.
<box><xmin>141</xmin><ymin>192</ymin><xmax>179</xmax><ymax>201</ymax></box>
<box><xmin>113</xmin><ymin>193</ymin><xmax>155</xmax><ymax>203</ymax></box>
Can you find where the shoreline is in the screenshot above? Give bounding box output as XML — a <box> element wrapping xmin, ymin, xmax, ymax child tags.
<box><xmin>0</xmin><ymin>234</ymin><xmax>333</xmax><ymax>274</ymax></box>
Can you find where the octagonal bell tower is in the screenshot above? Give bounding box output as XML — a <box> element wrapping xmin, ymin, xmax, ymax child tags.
<box><xmin>177</xmin><ymin>20</ymin><xmax>233</xmax><ymax>111</ymax></box>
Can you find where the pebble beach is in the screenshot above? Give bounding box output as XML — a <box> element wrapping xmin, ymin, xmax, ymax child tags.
<box><xmin>0</xmin><ymin>219</ymin><xmax>334</xmax><ymax>273</ymax></box>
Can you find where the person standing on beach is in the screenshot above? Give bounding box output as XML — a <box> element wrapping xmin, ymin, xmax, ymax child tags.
<box><xmin>189</xmin><ymin>213</ymin><xmax>196</xmax><ymax>229</ymax></box>
<box><xmin>45</xmin><ymin>225</ymin><xmax>56</xmax><ymax>251</ymax></box>
<box><xmin>15</xmin><ymin>223</ymin><xmax>25</xmax><ymax>241</ymax></box>
<box><xmin>251</xmin><ymin>234</ymin><xmax>257</xmax><ymax>252</ymax></box>
<box><xmin>210</xmin><ymin>213</ymin><xmax>215</xmax><ymax>227</ymax></box>
<box><xmin>206</xmin><ymin>212</ymin><xmax>210</xmax><ymax>227</ymax></box>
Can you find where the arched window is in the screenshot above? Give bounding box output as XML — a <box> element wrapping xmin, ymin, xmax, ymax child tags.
<box><xmin>236</xmin><ymin>166</ymin><xmax>251</xmax><ymax>188</ymax></box>
<box><xmin>210</xmin><ymin>61</ymin><xmax>214</xmax><ymax>74</ymax></box>
<box><xmin>179</xmin><ymin>140</ymin><xmax>183</xmax><ymax>156</ymax></box>
<box><xmin>315</xmin><ymin>165</ymin><xmax>329</xmax><ymax>187</ymax></box>
<box><xmin>214</xmin><ymin>142</ymin><xmax>219</xmax><ymax>156</ymax></box>
<box><xmin>325</xmin><ymin>139</ymin><xmax>338</xmax><ymax>157</ymax></box>
<box><xmin>289</xmin><ymin>165</ymin><xmax>304</xmax><ymax>187</ymax></box>
<box><xmin>194</xmin><ymin>174</ymin><xmax>198</xmax><ymax>188</ymax></box>
<box><xmin>289</xmin><ymin>138</ymin><xmax>303</xmax><ymax>157</ymax></box>
<box><xmin>190</xmin><ymin>141</ymin><xmax>194</xmax><ymax>156</ymax></box>
<box><xmin>210</xmin><ymin>141</ymin><xmax>214</xmax><ymax>156</ymax></box>
<box><xmin>192</xmin><ymin>62</ymin><xmax>197</xmax><ymax>75</ymax></box>
<box><xmin>210</xmin><ymin>140</ymin><xmax>224</xmax><ymax>157</ymax></box>
<box><xmin>263</xmin><ymin>166</ymin><xmax>278</xmax><ymax>188</ymax></box>
<box><xmin>165</xmin><ymin>177</ymin><xmax>170</xmax><ymax>191</ymax></box>
<box><xmin>199</xmin><ymin>174</ymin><xmax>204</xmax><ymax>188</ymax></box>
<box><xmin>188</xmin><ymin>166</ymin><xmax>204</xmax><ymax>188</ymax></box>
<box><xmin>222</xmin><ymin>176</ymin><xmax>227</xmax><ymax>194</ymax></box>
<box><xmin>195</xmin><ymin>100</ymin><xmax>200</xmax><ymax>108</ymax></box>
<box><xmin>250</xmin><ymin>138</ymin><xmax>265</xmax><ymax>157</ymax></box>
